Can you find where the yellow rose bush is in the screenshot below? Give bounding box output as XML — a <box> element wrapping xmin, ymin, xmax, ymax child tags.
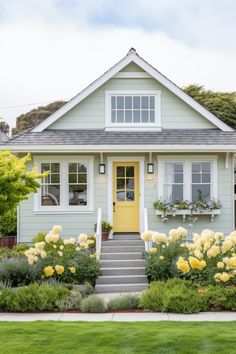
<box><xmin>176</xmin><ymin>229</ymin><xmax>236</xmax><ymax>285</ymax></box>
<box><xmin>25</xmin><ymin>226</ymin><xmax>100</xmax><ymax>285</ymax></box>
<box><xmin>143</xmin><ymin>227</ymin><xmax>188</xmax><ymax>281</ymax></box>
<box><xmin>142</xmin><ymin>227</ymin><xmax>236</xmax><ymax>285</ymax></box>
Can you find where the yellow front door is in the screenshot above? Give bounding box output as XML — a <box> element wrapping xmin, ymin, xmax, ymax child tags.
<box><xmin>113</xmin><ymin>162</ymin><xmax>139</xmax><ymax>233</ymax></box>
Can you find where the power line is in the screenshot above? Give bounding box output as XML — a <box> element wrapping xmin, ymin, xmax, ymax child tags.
<box><xmin>0</xmin><ymin>99</ymin><xmax>68</xmax><ymax>110</ymax></box>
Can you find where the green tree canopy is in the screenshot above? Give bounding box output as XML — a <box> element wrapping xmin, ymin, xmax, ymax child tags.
<box><xmin>0</xmin><ymin>117</ymin><xmax>10</xmax><ymax>135</ymax></box>
<box><xmin>0</xmin><ymin>150</ymin><xmax>46</xmax><ymax>216</ymax></box>
<box><xmin>12</xmin><ymin>101</ymin><xmax>66</xmax><ymax>135</ymax></box>
<box><xmin>183</xmin><ymin>85</ymin><xmax>236</xmax><ymax>128</ymax></box>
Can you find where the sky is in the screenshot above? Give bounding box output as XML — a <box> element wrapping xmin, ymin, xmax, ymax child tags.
<box><xmin>0</xmin><ymin>0</ymin><xmax>235</xmax><ymax>129</ymax></box>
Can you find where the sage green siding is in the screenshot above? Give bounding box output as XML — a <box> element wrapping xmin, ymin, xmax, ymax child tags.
<box><xmin>18</xmin><ymin>153</ymin><xmax>234</xmax><ymax>243</ymax></box>
<box><xmin>49</xmin><ymin>75</ymin><xmax>215</xmax><ymax>130</ymax></box>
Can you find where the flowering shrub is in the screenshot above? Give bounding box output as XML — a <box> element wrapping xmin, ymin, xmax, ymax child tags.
<box><xmin>142</xmin><ymin>227</ymin><xmax>188</xmax><ymax>281</ymax></box>
<box><xmin>141</xmin><ymin>227</ymin><xmax>236</xmax><ymax>285</ymax></box>
<box><xmin>25</xmin><ymin>225</ymin><xmax>100</xmax><ymax>285</ymax></box>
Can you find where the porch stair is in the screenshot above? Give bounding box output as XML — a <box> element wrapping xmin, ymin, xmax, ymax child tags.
<box><xmin>95</xmin><ymin>234</ymin><xmax>148</xmax><ymax>293</ymax></box>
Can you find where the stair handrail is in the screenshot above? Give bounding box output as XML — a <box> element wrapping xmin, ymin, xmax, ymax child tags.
<box><xmin>95</xmin><ymin>208</ymin><xmax>102</xmax><ymax>260</ymax></box>
<box><xmin>143</xmin><ymin>208</ymin><xmax>151</xmax><ymax>252</ymax></box>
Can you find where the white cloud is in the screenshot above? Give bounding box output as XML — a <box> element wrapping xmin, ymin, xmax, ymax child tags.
<box><xmin>0</xmin><ymin>1</ymin><xmax>235</xmax><ymax>128</ymax></box>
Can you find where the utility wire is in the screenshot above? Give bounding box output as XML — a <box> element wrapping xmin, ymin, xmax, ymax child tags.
<box><xmin>0</xmin><ymin>99</ymin><xmax>68</xmax><ymax>110</ymax></box>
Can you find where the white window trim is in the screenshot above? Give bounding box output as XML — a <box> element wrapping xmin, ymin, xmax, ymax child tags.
<box><xmin>34</xmin><ymin>156</ymin><xmax>94</xmax><ymax>213</ymax></box>
<box><xmin>158</xmin><ymin>155</ymin><xmax>218</xmax><ymax>201</ymax></box>
<box><xmin>105</xmin><ymin>90</ymin><xmax>161</xmax><ymax>131</ymax></box>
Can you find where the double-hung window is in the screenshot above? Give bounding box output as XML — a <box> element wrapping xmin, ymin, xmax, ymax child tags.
<box><xmin>106</xmin><ymin>90</ymin><xmax>161</xmax><ymax>128</ymax></box>
<box><xmin>159</xmin><ymin>157</ymin><xmax>216</xmax><ymax>202</ymax></box>
<box><xmin>163</xmin><ymin>162</ymin><xmax>184</xmax><ymax>201</ymax></box>
<box><xmin>35</xmin><ymin>157</ymin><xmax>93</xmax><ymax>212</ymax></box>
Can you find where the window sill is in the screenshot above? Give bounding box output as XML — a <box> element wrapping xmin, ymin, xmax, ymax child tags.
<box><xmin>155</xmin><ymin>209</ymin><xmax>221</xmax><ymax>216</ymax></box>
<box><xmin>33</xmin><ymin>209</ymin><xmax>95</xmax><ymax>215</ymax></box>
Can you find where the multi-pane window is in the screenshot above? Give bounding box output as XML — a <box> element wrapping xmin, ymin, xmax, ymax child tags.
<box><xmin>164</xmin><ymin>163</ymin><xmax>184</xmax><ymax>201</ymax></box>
<box><xmin>68</xmin><ymin>163</ymin><xmax>87</xmax><ymax>206</ymax></box>
<box><xmin>41</xmin><ymin>163</ymin><xmax>60</xmax><ymax>206</ymax></box>
<box><xmin>192</xmin><ymin>162</ymin><xmax>211</xmax><ymax>201</ymax></box>
<box><xmin>116</xmin><ymin>166</ymin><xmax>135</xmax><ymax>202</ymax></box>
<box><xmin>111</xmin><ymin>95</ymin><xmax>155</xmax><ymax>124</ymax></box>
<box><xmin>37</xmin><ymin>159</ymin><xmax>93</xmax><ymax>210</ymax></box>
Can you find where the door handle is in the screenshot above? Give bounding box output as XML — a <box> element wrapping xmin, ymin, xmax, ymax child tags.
<box><xmin>113</xmin><ymin>202</ymin><xmax>116</xmax><ymax>212</ymax></box>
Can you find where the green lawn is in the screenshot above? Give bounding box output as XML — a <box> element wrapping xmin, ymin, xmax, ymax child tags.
<box><xmin>0</xmin><ymin>321</ymin><xmax>235</xmax><ymax>354</ymax></box>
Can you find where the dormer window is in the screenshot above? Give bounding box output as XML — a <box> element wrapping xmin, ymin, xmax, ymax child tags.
<box><xmin>105</xmin><ymin>90</ymin><xmax>161</xmax><ymax>130</ymax></box>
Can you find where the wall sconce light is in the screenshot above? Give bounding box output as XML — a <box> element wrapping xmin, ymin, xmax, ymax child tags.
<box><xmin>147</xmin><ymin>163</ymin><xmax>154</xmax><ymax>174</ymax></box>
<box><xmin>147</xmin><ymin>152</ymin><xmax>154</xmax><ymax>174</ymax></box>
<box><xmin>99</xmin><ymin>153</ymin><xmax>106</xmax><ymax>174</ymax></box>
<box><xmin>99</xmin><ymin>163</ymin><xmax>106</xmax><ymax>174</ymax></box>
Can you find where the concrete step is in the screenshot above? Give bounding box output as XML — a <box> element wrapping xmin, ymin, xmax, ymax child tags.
<box><xmin>112</xmin><ymin>234</ymin><xmax>140</xmax><ymax>240</ymax></box>
<box><xmin>95</xmin><ymin>283</ymin><xmax>148</xmax><ymax>293</ymax></box>
<box><xmin>101</xmin><ymin>252</ymin><xmax>143</xmax><ymax>261</ymax></box>
<box><xmin>102</xmin><ymin>240</ymin><xmax>143</xmax><ymax>247</ymax></box>
<box><xmin>101</xmin><ymin>259</ymin><xmax>145</xmax><ymax>268</ymax></box>
<box><xmin>101</xmin><ymin>267</ymin><xmax>145</xmax><ymax>276</ymax></box>
<box><xmin>101</xmin><ymin>245</ymin><xmax>145</xmax><ymax>253</ymax></box>
<box><xmin>97</xmin><ymin>275</ymin><xmax>148</xmax><ymax>285</ymax></box>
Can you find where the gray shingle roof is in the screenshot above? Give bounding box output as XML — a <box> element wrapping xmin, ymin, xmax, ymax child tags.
<box><xmin>5</xmin><ymin>129</ymin><xmax>236</xmax><ymax>146</ymax></box>
<box><xmin>0</xmin><ymin>131</ymin><xmax>9</xmax><ymax>143</ymax></box>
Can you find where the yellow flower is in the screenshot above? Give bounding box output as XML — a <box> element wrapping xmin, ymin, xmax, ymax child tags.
<box><xmin>207</xmin><ymin>245</ymin><xmax>220</xmax><ymax>258</ymax></box>
<box><xmin>44</xmin><ymin>266</ymin><xmax>54</xmax><ymax>277</ymax></box>
<box><xmin>215</xmin><ymin>272</ymin><xmax>230</xmax><ymax>282</ymax></box>
<box><xmin>52</xmin><ymin>225</ymin><xmax>63</xmax><ymax>234</ymax></box>
<box><xmin>229</xmin><ymin>256</ymin><xmax>236</xmax><ymax>267</ymax></box>
<box><xmin>58</xmin><ymin>251</ymin><xmax>63</xmax><ymax>257</ymax></box>
<box><xmin>189</xmin><ymin>256</ymin><xmax>206</xmax><ymax>270</ymax></box>
<box><xmin>223</xmin><ymin>257</ymin><xmax>230</xmax><ymax>265</ymax></box>
<box><xmin>214</xmin><ymin>232</ymin><xmax>224</xmax><ymax>241</ymax></box>
<box><xmin>150</xmin><ymin>247</ymin><xmax>157</xmax><ymax>254</ymax></box>
<box><xmin>68</xmin><ymin>267</ymin><xmax>76</xmax><ymax>274</ymax></box>
<box><xmin>176</xmin><ymin>257</ymin><xmax>190</xmax><ymax>273</ymax></box>
<box><xmin>159</xmin><ymin>256</ymin><xmax>164</xmax><ymax>260</ymax></box>
<box><xmin>76</xmin><ymin>247</ymin><xmax>81</xmax><ymax>252</ymax></box>
<box><xmin>59</xmin><ymin>245</ymin><xmax>64</xmax><ymax>250</ymax></box>
<box><xmin>203</xmin><ymin>241</ymin><xmax>211</xmax><ymax>251</ymax></box>
<box><xmin>78</xmin><ymin>233</ymin><xmax>88</xmax><ymax>243</ymax></box>
<box><xmin>193</xmin><ymin>233</ymin><xmax>200</xmax><ymax>242</ymax></box>
<box><xmin>168</xmin><ymin>229</ymin><xmax>179</xmax><ymax>241</ymax></box>
<box><xmin>55</xmin><ymin>265</ymin><xmax>64</xmax><ymax>275</ymax></box>
<box><xmin>35</xmin><ymin>242</ymin><xmax>45</xmax><ymax>251</ymax></box>
<box><xmin>40</xmin><ymin>250</ymin><xmax>47</xmax><ymax>259</ymax></box>
<box><xmin>141</xmin><ymin>231</ymin><xmax>152</xmax><ymax>242</ymax></box>
<box><xmin>194</xmin><ymin>249</ymin><xmax>203</xmax><ymax>259</ymax></box>
<box><xmin>176</xmin><ymin>226</ymin><xmax>188</xmax><ymax>238</ymax></box>
<box><xmin>151</xmin><ymin>232</ymin><xmax>167</xmax><ymax>244</ymax></box>
<box><xmin>222</xmin><ymin>240</ymin><xmax>233</xmax><ymax>253</ymax></box>
<box><xmin>217</xmin><ymin>262</ymin><xmax>225</xmax><ymax>269</ymax></box>
<box><xmin>27</xmin><ymin>254</ymin><xmax>36</xmax><ymax>265</ymax></box>
<box><xmin>45</xmin><ymin>231</ymin><xmax>59</xmax><ymax>243</ymax></box>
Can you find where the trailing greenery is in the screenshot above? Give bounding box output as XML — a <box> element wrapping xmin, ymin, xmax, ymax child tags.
<box><xmin>0</xmin><ymin>257</ymin><xmax>41</xmax><ymax>287</ymax></box>
<box><xmin>80</xmin><ymin>295</ymin><xmax>106</xmax><ymax>313</ymax></box>
<box><xmin>0</xmin><ymin>209</ymin><xmax>17</xmax><ymax>236</ymax></box>
<box><xmin>0</xmin><ymin>151</ymin><xmax>46</xmax><ymax>217</ymax></box>
<box><xmin>107</xmin><ymin>294</ymin><xmax>140</xmax><ymax>311</ymax></box>
<box><xmin>154</xmin><ymin>198</ymin><xmax>221</xmax><ymax>215</ymax></box>
<box><xmin>0</xmin><ymin>283</ymin><xmax>70</xmax><ymax>312</ymax></box>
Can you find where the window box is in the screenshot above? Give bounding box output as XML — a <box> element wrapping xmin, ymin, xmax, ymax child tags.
<box><xmin>156</xmin><ymin>209</ymin><xmax>221</xmax><ymax>222</ymax></box>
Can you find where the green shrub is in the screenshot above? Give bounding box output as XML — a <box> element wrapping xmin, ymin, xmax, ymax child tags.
<box><xmin>206</xmin><ymin>285</ymin><xmax>236</xmax><ymax>311</ymax></box>
<box><xmin>0</xmin><ymin>245</ymin><xmax>29</xmax><ymax>261</ymax></box>
<box><xmin>0</xmin><ymin>209</ymin><xmax>17</xmax><ymax>236</ymax></box>
<box><xmin>56</xmin><ymin>289</ymin><xmax>82</xmax><ymax>311</ymax></box>
<box><xmin>145</xmin><ymin>241</ymin><xmax>187</xmax><ymax>282</ymax></box>
<box><xmin>0</xmin><ymin>279</ymin><xmax>11</xmax><ymax>289</ymax></box>
<box><xmin>75</xmin><ymin>282</ymin><xmax>94</xmax><ymax>298</ymax></box>
<box><xmin>107</xmin><ymin>294</ymin><xmax>140</xmax><ymax>311</ymax></box>
<box><xmin>72</xmin><ymin>253</ymin><xmax>101</xmax><ymax>286</ymax></box>
<box><xmin>80</xmin><ymin>295</ymin><xmax>106</xmax><ymax>313</ymax></box>
<box><xmin>0</xmin><ymin>257</ymin><xmax>41</xmax><ymax>286</ymax></box>
<box><xmin>140</xmin><ymin>278</ymin><xmax>208</xmax><ymax>313</ymax></box>
<box><xmin>0</xmin><ymin>284</ymin><xmax>70</xmax><ymax>312</ymax></box>
<box><xmin>31</xmin><ymin>232</ymin><xmax>47</xmax><ymax>243</ymax></box>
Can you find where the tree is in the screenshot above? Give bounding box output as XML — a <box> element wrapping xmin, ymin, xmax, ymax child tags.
<box><xmin>0</xmin><ymin>117</ymin><xmax>10</xmax><ymax>135</ymax></box>
<box><xmin>183</xmin><ymin>85</ymin><xmax>236</xmax><ymax>128</ymax></box>
<box><xmin>0</xmin><ymin>150</ymin><xmax>46</xmax><ymax>216</ymax></box>
<box><xmin>12</xmin><ymin>101</ymin><xmax>66</xmax><ymax>135</ymax></box>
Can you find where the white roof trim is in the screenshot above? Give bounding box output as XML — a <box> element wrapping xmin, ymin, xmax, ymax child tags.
<box><xmin>1</xmin><ymin>144</ymin><xmax>236</xmax><ymax>153</ymax></box>
<box><xmin>32</xmin><ymin>49</ymin><xmax>233</xmax><ymax>133</ymax></box>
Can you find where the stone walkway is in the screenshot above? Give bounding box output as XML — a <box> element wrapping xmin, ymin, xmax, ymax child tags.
<box><xmin>0</xmin><ymin>311</ymin><xmax>235</xmax><ymax>322</ymax></box>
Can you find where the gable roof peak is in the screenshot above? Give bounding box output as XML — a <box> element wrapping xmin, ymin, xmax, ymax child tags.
<box><xmin>127</xmin><ymin>47</ymin><xmax>137</xmax><ymax>55</ymax></box>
